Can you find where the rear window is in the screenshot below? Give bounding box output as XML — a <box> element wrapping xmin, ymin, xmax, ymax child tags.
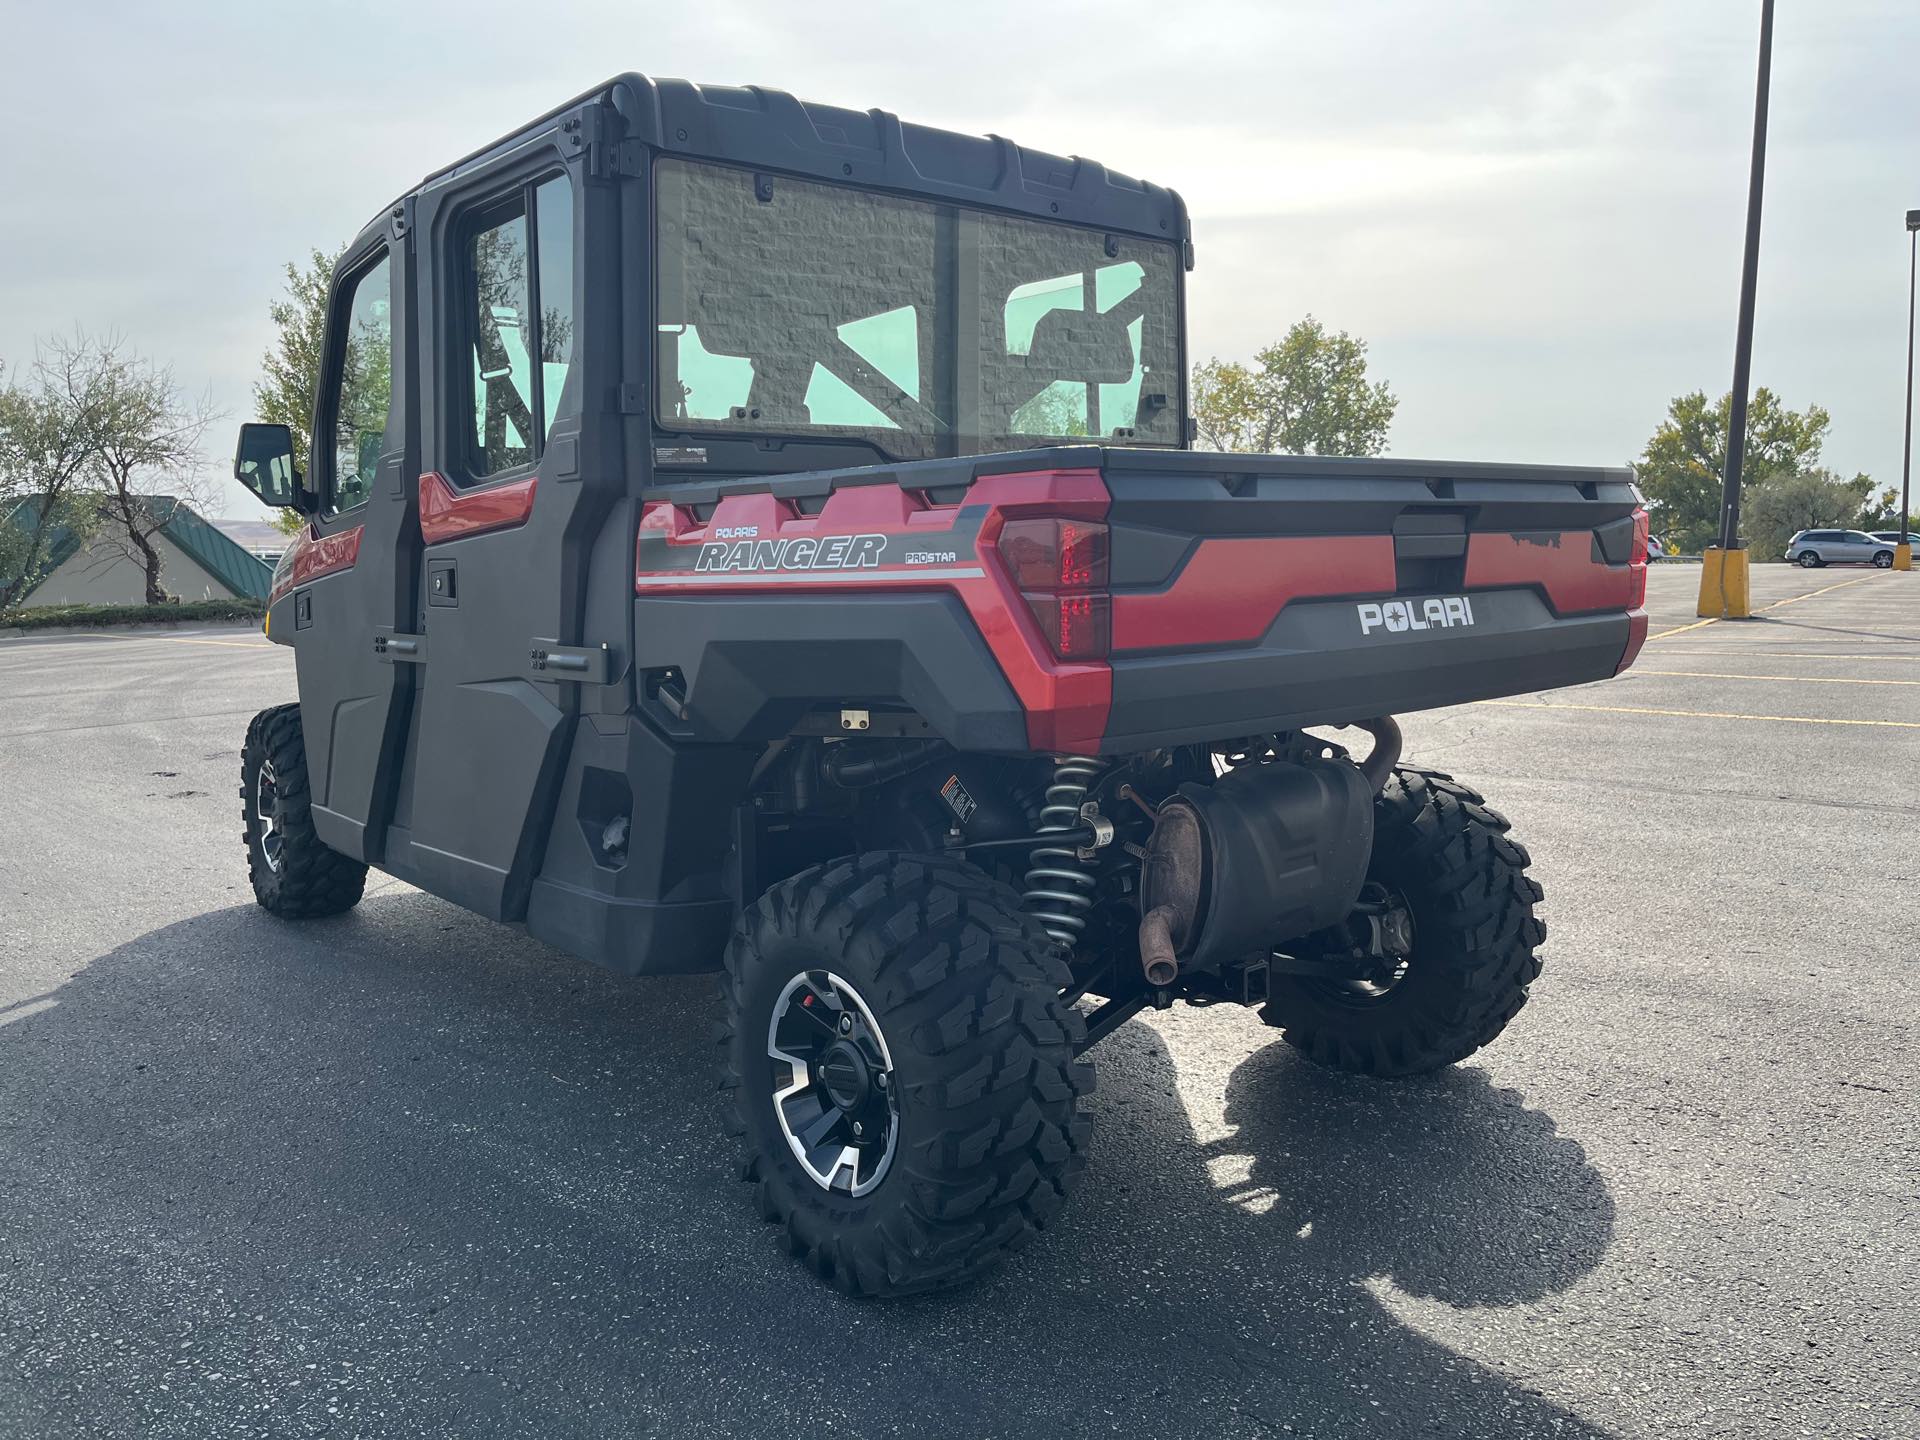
<box><xmin>652</xmin><ymin>158</ymin><xmax>1183</xmax><ymax>461</ymax></box>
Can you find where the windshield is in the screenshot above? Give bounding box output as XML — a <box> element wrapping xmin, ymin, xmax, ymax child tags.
<box><xmin>654</xmin><ymin>158</ymin><xmax>1182</xmax><ymax>461</ymax></box>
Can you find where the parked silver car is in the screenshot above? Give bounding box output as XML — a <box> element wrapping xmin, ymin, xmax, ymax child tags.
<box><xmin>1869</xmin><ymin>530</ymin><xmax>1916</xmax><ymax>547</ymax></box>
<box><xmin>1785</xmin><ymin>529</ymin><xmax>1897</xmax><ymax>568</ymax></box>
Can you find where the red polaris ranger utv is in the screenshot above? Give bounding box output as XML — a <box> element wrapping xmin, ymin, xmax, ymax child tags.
<box><xmin>233</xmin><ymin>75</ymin><xmax>1648</xmax><ymax>1296</ymax></box>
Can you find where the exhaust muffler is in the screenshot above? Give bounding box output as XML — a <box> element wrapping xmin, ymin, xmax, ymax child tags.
<box><xmin>1138</xmin><ymin>757</ymin><xmax>1375</xmax><ymax>976</ymax></box>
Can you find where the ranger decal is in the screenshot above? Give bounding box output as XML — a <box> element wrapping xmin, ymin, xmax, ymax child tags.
<box><xmin>694</xmin><ymin>533</ymin><xmax>889</xmax><ymax>573</ymax></box>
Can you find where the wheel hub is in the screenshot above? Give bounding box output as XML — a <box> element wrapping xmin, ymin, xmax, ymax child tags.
<box><xmin>816</xmin><ymin>1040</ymin><xmax>874</xmax><ymax>1111</ymax></box>
<box><xmin>767</xmin><ymin>971</ymin><xmax>899</xmax><ymax>1196</ymax></box>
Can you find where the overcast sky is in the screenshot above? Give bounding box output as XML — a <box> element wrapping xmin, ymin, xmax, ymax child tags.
<box><xmin>2</xmin><ymin>0</ymin><xmax>1914</xmax><ymax>517</ymax></box>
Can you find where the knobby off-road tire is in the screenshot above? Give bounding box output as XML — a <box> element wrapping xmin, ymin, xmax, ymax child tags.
<box><xmin>720</xmin><ymin>852</ymin><xmax>1093</xmax><ymax>1297</ymax></box>
<box><xmin>240</xmin><ymin>703</ymin><xmax>367</xmax><ymax>918</ymax></box>
<box><xmin>1262</xmin><ymin>767</ymin><xmax>1545</xmax><ymax>1078</ymax></box>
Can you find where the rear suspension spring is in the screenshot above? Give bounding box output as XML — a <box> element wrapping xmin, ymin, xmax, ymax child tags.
<box><xmin>1023</xmin><ymin>755</ymin><xmax>1109</xmax><ymax>949</ymax></box>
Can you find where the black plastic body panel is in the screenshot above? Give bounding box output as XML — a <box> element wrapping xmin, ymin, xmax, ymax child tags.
<box><xmin>631</xmin><ymin>593</ymin><xmax>1028</xmax><ymax>751</ymax></box>
<box><xmin>524</xmin><ymin>716</ymin><xmax>755</xmax><ymax>974</ymax></box>
<box><xmin>1106</xmin><ymin>591</ymin><xmax>1629</xmax><ymax>752</ymax></box>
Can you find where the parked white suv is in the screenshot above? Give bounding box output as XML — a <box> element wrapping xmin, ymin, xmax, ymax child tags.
<box><xmin>1785</xmin><ymin>529</ymin><xmax>1896</xmax><ymax>569</ymax></box>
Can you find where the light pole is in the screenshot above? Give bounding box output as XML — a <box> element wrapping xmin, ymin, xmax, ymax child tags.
<box><xmin>1699</xmin><ymin>0</ymin><xmax>1775</xmax><ymax>618</ymax></box>
<box><xmin>1898</xmin><ymin>209</ymin><xmax>1919</xmax><ymax>571</ymax></box>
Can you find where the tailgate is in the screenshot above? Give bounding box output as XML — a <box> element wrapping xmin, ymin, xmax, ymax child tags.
<box><xmin>1098</xmin><ymin>452</ymin><xmax>1647</xmax><ymax>751</ymax></box>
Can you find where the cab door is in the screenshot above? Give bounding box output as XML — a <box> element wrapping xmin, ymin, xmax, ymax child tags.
<box><xmin>387</xmin><ymin>112</ymin><xmax>626</xmax><ymax>922</ymax></box>
<box><xmin>295</xmin><ymin>213</ymin><xmax>421</xmax><ymax>863</ymax></box>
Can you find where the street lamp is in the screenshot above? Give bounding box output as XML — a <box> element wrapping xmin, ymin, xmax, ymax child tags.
<box><xmin>1699</xmin><ymin>0</ymin><xmax>1775</xmax><ymax>619</ymax></box>
<box><xmin>1898</xmin><ymin>208</ymin><xmax>1920</xmax><ymax>571</ymax></box>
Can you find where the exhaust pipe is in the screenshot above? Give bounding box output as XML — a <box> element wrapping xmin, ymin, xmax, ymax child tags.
<box><xmin>1139</xmin><ymin>905</ymin><xmax>1180</xmax><ymax>987</ymax></box>
<box><xmin>1354</xmin><ymin>716</ymin><xmax>1402</xmax><ymax>793</ymax></box>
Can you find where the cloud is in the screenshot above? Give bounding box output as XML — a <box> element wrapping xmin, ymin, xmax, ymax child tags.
<box><xmin>2</xmin><ymin>0</ymin><xmax>1914</xmax><ymax>514</ymax></box>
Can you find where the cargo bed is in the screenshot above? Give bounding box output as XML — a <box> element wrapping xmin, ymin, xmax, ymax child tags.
<box><xmin>633</xmin><ymin>446</ymin><xmax>1648</xmax><ymax>755</ymax></box>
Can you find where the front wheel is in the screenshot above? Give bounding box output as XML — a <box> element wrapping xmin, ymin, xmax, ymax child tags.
<box><xmin>240</xmin><ymin>704</ymin><xmax>367</xmax><ymax>918</ymax></box>
<box><xmin>719</xmin><ymin>853</ymin><xmax>1093</xmax><ymax>1296</ymax></box>
<box><xmin>1261</xmin><ymin>769</ymin><xmax>1545</xmax><ymax>1077</ymax></box>
<box><xmin>1798</xmin><ymin>550</ymin><xmax>1823</xmax><ymax>568</ymax></box>
<box><xmin>1874</xmin><ymin>550</ymin><xmax>1895</xmax><ymax>569</ymax></box>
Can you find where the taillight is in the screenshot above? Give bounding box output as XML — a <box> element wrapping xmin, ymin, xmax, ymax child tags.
<box><xmin>998</xmin><ymin>517</ymin><xmax>1111</xmax><ymax>660</ymax></box>
<box><xmin>1628</xmin><ymin>507</ymin><xmax>1649</xmax><ymax>608</ymax></box>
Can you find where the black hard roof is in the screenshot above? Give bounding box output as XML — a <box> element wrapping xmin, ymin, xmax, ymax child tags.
<box><xmin>400</xmin><ymin>73</ymin><xmax>1188</xmax><ymax>247</ymax></box>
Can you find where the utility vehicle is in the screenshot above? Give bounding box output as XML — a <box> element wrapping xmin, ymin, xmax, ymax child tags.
<box><xmin>233</xmin><ymin>75</ymin><xmax>1649</xmax><ymax>1296</ymax></box>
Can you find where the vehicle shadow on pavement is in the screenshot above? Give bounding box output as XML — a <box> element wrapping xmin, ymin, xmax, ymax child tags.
<box><xmin>0</xmin><ymin>893</ymin><xmax>1616</xmax><ymax>1440</ymax></box>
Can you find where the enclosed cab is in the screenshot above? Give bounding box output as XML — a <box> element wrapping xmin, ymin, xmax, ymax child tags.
<box><xmin>233</xmin><ymin>75</ymin><xmax>1646</xmax><ymax>1296</ymax></box>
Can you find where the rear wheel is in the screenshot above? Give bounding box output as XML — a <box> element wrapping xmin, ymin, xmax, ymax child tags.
<box><xmin>1261</xmin><ymin>768</ymin><xmax>1544</xmax><ymax>1077</ymax></box>
<box><xmin>240</xmin><ymin>704</ymin><xmax>367</xmax><ymax>918</ymax></box>
<box><xmin>1798</xmin><ymin>550</ymin><xmax>1823</xmax><ymax>568</ymax></box>
<box><xmin>720</xmin><ymin>852</ymin><xmax>1093</xmax><ymax>1296</ymax></box>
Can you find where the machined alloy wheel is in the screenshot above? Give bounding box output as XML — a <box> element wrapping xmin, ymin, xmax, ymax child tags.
<box><xmin>1874</xmin><ymin>550</ymin><xmax>1894</xmax><ymax>569</ymax></box>
<box><xmin>240</xmin><ymin>703</ymin><xmax>368</xmax><ymax>918</ymax></box>
<box><xmin>720</xmin><ymin>852</ymin><xmax>1093</xmax><ymax>1296</ymax></box>
<box><xmin>1798</xmin><ymin>550</ymin><xmax>1822</xmax><ymax>568</ymax></box>
<box><xmin>766</xmin><ymin>969</ymin><xmax>899</xmax><ymax>1196</ymax></box>
<box><xmin>254</xmin><ymin>759</ymin><xmax>284</xmax><ymax>873</ymax></box>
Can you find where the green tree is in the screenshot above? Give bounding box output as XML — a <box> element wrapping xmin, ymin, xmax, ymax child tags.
<box><xmin>1633</xmin><ymin>388</ymin><xmax>1830</xmax><ymax>555</ymax></box>
<box><xmin>0</xmin><ymin>339</ymin><xmax>116</xmax><ymax>609</ymax></box>
<box><xmin>1858</xmin><ymin>486</ymin><xmax>1916</xmax><ymax>533</ymax></box>
<box><xmin>254</xmin><ymin>245</ymin><xmax>346</xmax><ymax>535</ymax></box>
<box><xmin>1191</xmin><ymin>316</ymin><xmax>1397</xmax><ymax>456</ymax></box>
<box><xmin>1743</xmin><ymin>467</ymin><xmax>1875</xmax><ymax>560</ymax></box>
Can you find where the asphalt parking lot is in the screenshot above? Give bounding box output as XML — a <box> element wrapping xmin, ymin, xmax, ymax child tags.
<box><xmin>1</xmin><ymin>564</ymin><xmax>1914</xmax><ymax>1439</ymax></box>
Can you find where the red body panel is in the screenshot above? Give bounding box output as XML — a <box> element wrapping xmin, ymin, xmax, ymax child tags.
<box><xmin>270</xmin><ymin>524</ymin><xmax>363</xmax><ymax>605</ymax></box>
<box><xmin>1463</xmin><ymin>530</ymin><xmax>1636</xmax><ymax>616</ymax></box>
<box><xmin>1112</xmin><ymin>536</ymin><xmax>1397</xmax><ymax>652</ymax></box>
<box><xmin>1616</xmin><ymin>609</ymin><xmax>1650</xmax><ymax>673</ymax></box>
<box><xmin>635</xmin><ymin>469</ymin><xmax>1112</xmax><ymax>752</ymax></box>
<box><xmin>420</xmin><ymin>470</ymin><xmax>538</xmax><ymax>544</ymax></box>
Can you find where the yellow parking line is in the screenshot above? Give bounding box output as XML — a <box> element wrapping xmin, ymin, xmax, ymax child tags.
<box><xmin>68</xmin><ymin>631</ymin><xmax>270</xmax><ymax>650</ymax></box>
<box><xmin>1646</xmin><ymin>571</ymin><xmax>1889</xmax><ymax>642</ymax></box>
<box><xmin>1482</xmin><ymin>698</ymin><xmax>1920</xmax><ymax>729</ymax></box>
<box><xmin>1636</xmin><ymin>669</ymin><xmax>1920</xmax><ymax>687</ymax></box>
<box><xmin>1756</xmin><ymin>573</ymin><xmax>1882</xmax><ymax>611</ymax></box>
<box><xmin>1647</xmin><ymin>617</ymin><xmax>1719</xmax><ymax>641</ymax></box>
<box><xmin>1639</xmin><ymin>649</ymin><xmax>1920</xmax><ymax>660</ymax></box>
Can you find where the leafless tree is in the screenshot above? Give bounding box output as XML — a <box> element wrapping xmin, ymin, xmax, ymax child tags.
<box><xmin>68</xmin><ymin>332</ymin><xmax>221</xmax><ymax>605</ymax></box>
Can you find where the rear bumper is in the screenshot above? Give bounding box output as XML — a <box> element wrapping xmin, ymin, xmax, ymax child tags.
<box><xmin>1102</xmin><ymin>588</ymin><xmax>1634</xmax><ymax>752</ymax></box>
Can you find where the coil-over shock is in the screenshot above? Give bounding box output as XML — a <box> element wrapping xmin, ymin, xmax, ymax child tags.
<box><xmin>1023</xmin><ymin>755</ymin><xmax>1109</xmax><ymax>949</ymax></box>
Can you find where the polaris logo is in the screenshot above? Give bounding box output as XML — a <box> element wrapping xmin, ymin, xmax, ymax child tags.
<box><xmin>1357</xmin><ymin>596</ymin><xmax>1476</xmax><ymax>636</ymax></box>
<box><xmin>694</xmin><ymin>533</ymin><xmax>888</xmax><ymax>573</ymax></box>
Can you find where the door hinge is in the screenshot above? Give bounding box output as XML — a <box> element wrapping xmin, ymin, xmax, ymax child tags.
<box><xmin>529</xmin><ymin>639</ymin><xmax>610</xmax><ymax>685</ymax></box>
<box><xmin>373</xmin><ymin>629</ymin><xmax>427</xmax><ymax>664</ymax></box>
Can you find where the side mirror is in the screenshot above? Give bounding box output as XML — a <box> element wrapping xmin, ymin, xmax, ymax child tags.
<box><xmin>233</xmin><ymin>423</ymin><xmax>310</xmax><ymax>512</ymax></box>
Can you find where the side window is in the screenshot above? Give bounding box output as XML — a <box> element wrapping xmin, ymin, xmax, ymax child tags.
<box><xmin>462</xmin><ymin>173</ymin><xmax>575</xmax><ymax>480</ymax></box>
<box><xmin>324</xmin><ymin>253</ymin><xmax>393</xmax><ymax>517</ymax></box>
